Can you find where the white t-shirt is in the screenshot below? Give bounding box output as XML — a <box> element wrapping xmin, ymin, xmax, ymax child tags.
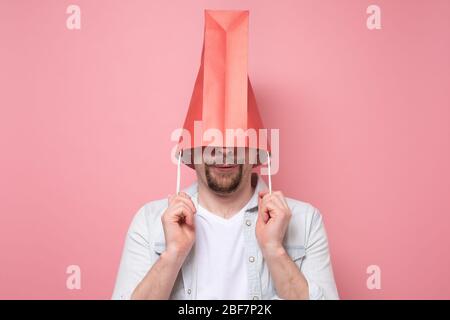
<box><xmin>193</xmin><ymin>199</ymin><xmax>251</xmax><ymax>299</ymax></box>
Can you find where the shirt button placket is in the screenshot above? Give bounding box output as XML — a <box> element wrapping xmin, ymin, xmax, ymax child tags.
<box><xmin>244</xmin><ymin>212</ymin><xmax>261</xmax><ymax>300</ymax></box>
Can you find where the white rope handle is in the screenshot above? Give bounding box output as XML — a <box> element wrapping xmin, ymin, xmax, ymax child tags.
<box><xmin>176</xmin><ymin>150</ymin><xmax>182</xmax><ymax>194</ymax></box>
<box><xmin>267</xmin><ymin>150</ymin><xmax>272</xmax><ymax>194</ymax></box>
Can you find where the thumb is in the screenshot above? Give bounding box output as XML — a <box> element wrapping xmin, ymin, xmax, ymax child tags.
<box><xmin>258</xmin><ymin>194</ymin><xmax>270</xmax><ymax>224</ymax></box>
<box><xmin>259</xmin><ymin>190</ymin><xmax>270</xmax><ymax>199</ymax></box>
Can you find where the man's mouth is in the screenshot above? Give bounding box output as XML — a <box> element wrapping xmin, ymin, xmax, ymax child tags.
<box><xmin>209</xmin><ymin>164</ymin><xmax>239</xmax><ymax>172</ymax></box>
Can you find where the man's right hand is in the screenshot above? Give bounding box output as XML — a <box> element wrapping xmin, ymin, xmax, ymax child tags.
<box><xmin>131</xmin><ymin>192</ymin><xmax>196</xmax><ymax>299</ymax></box>
<box><xmin>161</xmin><ymin>192</ymin><xmax>196</xmax><ymax>259</ymax></box>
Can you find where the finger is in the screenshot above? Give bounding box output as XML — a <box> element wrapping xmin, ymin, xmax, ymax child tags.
<box><xmin>168</xmin><ymin>194</ymin><xmax>176</xmax><ymax>205</ymax></box>
<box><xmin>177</xmin><ymin>191</ymin><xmax>190</xmax><ymax>200</ymax></box>
<box><xmin>258</xmin><ymin>190</ymin><xmax>269</xmax><ymax>199</ymax></box>
<box><xmin>183</xmin><ymin>208</ymin><xmax>195</xmax><ymax>227</ymax></box>
<box><xmin>168</xmin><ymin>204</ymin><xmax>185</xmax><ymax>221</ymax></box>
<box><xmin>259</xmin><ymin>192</ymin><xmax>272</xmax><ymax>214</ymax></box>
<box><xmin>173</xmin><ymin>195</ymin><xmax>196</xmax><ymax>213</ymax></box>
<box><xmin>261</xmin><ymin>195</ymin><xmax>282</xmax><ymax>218</ymax></box>
<box><xmin>261</xmin><ymin>193</ymin><xmax>274</xmax><ymax>208</ymax></box>
<box><xmin>258</xmin><ymin>195</ymin><xmax>271</xmax><ymax>224</ymax></box>
<box><xmin>170</xmin><ymin>192</ymin><xmax>190</xmax><ymax>204</ymax></box>
<box><xmin>264</xmin><ymin>201</ymin><xmax>278</xmax><ymax>216</ymax></box>
<box><xmin>172</xmin><ymin>203</ymin><xmax>195</xmax><ymax>227</ymax></box>
<box><xmin>176</xmin><ymin>192</ymin><xmax>196</xmax><ymax>212</ymax></box>
<box><xmin>272</xmin><ymin>191</ymin><xmax>289</xmax><ymax>209</ymax></box>
<box><xmin>271</xmin><ymin>194</ymin><xmax>289</xmax><ymax>212</ymax></box>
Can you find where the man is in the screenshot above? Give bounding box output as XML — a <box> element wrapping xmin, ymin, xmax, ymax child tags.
<box><xmin>112</xmin><ymin>10</ymin><xmax>338</xmax><ymax>300</ymax></box>
<box><xmin>112</xmin><ymin>147</ymin><xmax>338</xmax><ymax>300</ymax></box>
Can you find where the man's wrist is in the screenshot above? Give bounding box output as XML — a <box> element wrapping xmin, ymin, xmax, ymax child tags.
<box><xmin>161</xmin><ymin>247</ymin><xmax>189</xmax><ymax>267</ymax></box>
<box><xmin>261</xmin><ymin>244</ymin><xmax>287</xmax><ymax>261</ymax></box>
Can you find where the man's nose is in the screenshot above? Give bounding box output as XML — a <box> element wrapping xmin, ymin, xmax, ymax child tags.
<box><xmin>215</xmin><ymin>148</ymin><xmax>235</xmax><ymax>164</ymax></box>
<box><xmin>216</xmin><ymin>147</ymin><xmax>234</xmax><ymax>156</ymax></box>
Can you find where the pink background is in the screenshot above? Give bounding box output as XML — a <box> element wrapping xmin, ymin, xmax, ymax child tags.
<box><xmin>0</xmin><ymin>0</ymin><xmax>449</xmax><ymax>299</ymax></box>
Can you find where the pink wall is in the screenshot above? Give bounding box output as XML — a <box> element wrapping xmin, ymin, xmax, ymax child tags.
<box><xmin>0</xmin><ymin>0</ymin><xmax>449</xmax><ymax>299</ymax></box>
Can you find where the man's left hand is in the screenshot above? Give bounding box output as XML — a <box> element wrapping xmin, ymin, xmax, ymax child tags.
<box><xmin>255</xmin><ymin>190</ymin><xmax>292</xmax><ymax>256</ymax></box>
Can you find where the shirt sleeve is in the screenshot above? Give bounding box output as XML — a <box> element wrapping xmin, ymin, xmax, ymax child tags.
<box><xmin>270</xmin><ymin>273</ymin><xmax>327</xmax><ymax>300</ymax></box>
<box><xmin>301</xmin><ymin>207</ymin><xmax>339</xmax><ymax>300</ymax></box>
<box><xmin>111</xmin><ymin>205</ymin><xmax>152</xmax><ymax>300</ymax></box>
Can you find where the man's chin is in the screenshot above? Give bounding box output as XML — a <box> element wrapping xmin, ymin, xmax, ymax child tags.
<box><xmin>205</xmin><ymin>165</ymin><xmax>242</xmax><ymax>194</ymax></box>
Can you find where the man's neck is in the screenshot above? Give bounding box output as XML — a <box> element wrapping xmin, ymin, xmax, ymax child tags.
<box><xmin>197</xmin><ymin>176</ymin><xmax>254</xmax><ymax>219</ymax></box>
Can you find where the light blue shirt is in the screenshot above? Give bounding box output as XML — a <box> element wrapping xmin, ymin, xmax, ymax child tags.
<box><xmin>112</xmin><ymin>174</ymin><xmax>339</xmax><ymax>300</ymax></box>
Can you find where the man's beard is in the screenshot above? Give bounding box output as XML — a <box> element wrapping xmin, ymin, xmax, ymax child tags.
<box><xmin>205</xmin><ymin>164</ymin><xmax>243</xmax><ymax>194</ymax></box>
